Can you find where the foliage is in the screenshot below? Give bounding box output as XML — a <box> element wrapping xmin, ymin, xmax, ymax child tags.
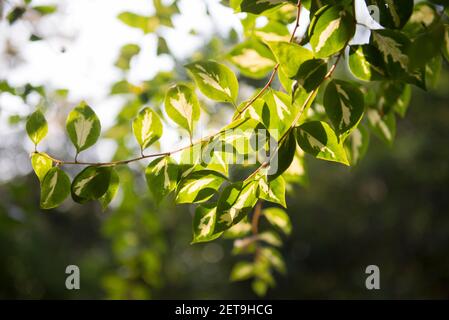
<box><xmin>3</xmin><ymin>0</ymin><xmax>448</xmax><ymax>296</ymax></box>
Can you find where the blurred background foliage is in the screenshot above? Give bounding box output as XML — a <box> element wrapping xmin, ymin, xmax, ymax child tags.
<box><xmin>0</xmin><ymin>0</ymin><xmax>448</xmax><ymax>299</ymax></box>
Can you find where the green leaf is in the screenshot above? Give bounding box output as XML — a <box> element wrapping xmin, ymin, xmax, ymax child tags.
<box><xmin>66</xmin><ymin>101</ymin><xmax>101</xmax><ymax>153</ymax></box>
<box><xmin>99</xmin><ymin>168</ymin><xmax>120</xmax><ymax>210</ymax></box>
<box><xmin>425</xmin><ymin>55</ymin><xmax>442</xmax><ymax>90</ymax></box>
<box><xmin>365</xmin><ymin>0</ymin><xmax>413</xmax><ymax>29</ymax></box>
<box><xmin>323</xmin><ymin>80</ymin><xmax>364</xmax><ymax>140</ymax></box>
<box><xmin>376</xmin><ymin>82</ymin><xmax>411</xmax><ymax>116</ymax></box>
<box><xmin>254</xmin><ymin>21</ymin><xmax>290</xmax><ymax>43</ymax></box>
<box><xmin>243</xmin><ymin>89</ymin><xmax>294</xmax><ymax>137</ymax></box>
<box><xmin>117</xmin><ymin>12</ymin><xmax>159</xmax><ymax>34</ymax></box>
<box><xmin>132</xmin><ymin>107</ymin><xmax>163</xmax><ymax>151</ymax></box>
<box><xmin>32</xmin><ymin>5</ymin><xmax>57</xmax><ymax>16</ymax></box>
<box><xmin>443</xmin><ymin>25</ymin><xmax>449</xmax><ymax>63</ymax></box>
<box><xmin>408</xmin><ymin>23</ymin><xmax>445</xmax><ymax>71</ymax></box>
<box><xmin>239</xmin><ymin>0</ymin><xmax>292</xmax><ymax>14</ymax></box>
<box><xmin>145</xmin><ymin>156</ymin><xmax>178</xmax><ymax>203</ymax></box>
<box><xmin>164</xmin><ymin>84</ymin><xmax>200</xmax><ymax>137</ymax></box>
<box><xmin>267</xmin><ymin>41</ymin><xmax>313</xmax><ymax>78</ymax></box>
<box><xmin>263</xmin><ymin>207</ymin><xmax>291</xmax><ymax>235</ymax></box>
<box><xmin>192</xmin><ymin>204</ymin><xmax>222</xmax><ymax>244</ymax></box>
<box><xmin>252</xmin><ymin>279</ymin><xmax>268</xmax><ymax>297</ymax></box>
<box><xmin>370</xmin><ymin>30</ymin><xmax>424</xmax><ymax>88</ymax></box>
<box><xmin>403</xmin><ymin>3</ymin><xmax>438</xmax><ymax>35</ymax></box>
<box><xmin>267</xmin><ymin>130</ymin><xmax>296</xmax><ymax>181</ymax></box>
<box><xmin>185</xmin><ymin>61</ymin><xmax>239</xmax><ymax>103</ymax></box>
<box><xmin>31</xmin><ymin>153</ymin><xmax>52</xmax><ymax>182</ymax></box>
<box><xmin>223</xmin><ymin>218</ymin><xmax>252</xmax><ymax>239</ymax></box>
<box><xmin>157</xmin><ymin>36</ymin><xmax>170</xmax><ymax>55</ymax></box>
<box><xmin>176</xmin><ymin>170</ymin><xmax>226</xmax><ymax>204</ymax></box>
<box><xmin>344</xmin><ymin>125</ymin><xmax>370</xmax><ymax>166</ymax></box>
<box><xmin>71</xmin><ymin>166</ymin><xmax>112</xmax><ymax>204</ymax></box>
<box><xmin>260</xmin><ymin>247</ymin><xmax>286</xmax><ymax>274</ymax></box>
<box><xmin>283</xmin><ymin>147</ymin><xmax>309</xmax><ymax>187</ymax></box>
<box><xmin>215</xmin><ymin>181</ymin><xmax>259</xmax><ymax>233</ymax></box>
<box><xmin>295</xmin><ymin>121</ymin><xmax>349</xmax><ymax>165</ymax></box>
<box><xmin>367</xmin><ymin>108</ymin><xmax>396</xmax><ymax>145</ymax></box>
<box><xmin>26</xmin><ymin>109</ymin><xmax>48</xmax><ymax>145</ymax></box>
<box><xmin>309</xmin><ymin>5</ymin><xmax>355</xmax><ymax>58</ymax></box>
<box><xmin>258</xmin><ymin>230</ymin><xmax>282</xmax><ymax>247</ymax></box>
<box><xmin>348</xmin><ymin>44</ymin><xmax>387</xmax><ymax>81</ymax></box>
<box><xmin>115</xmin><ymin>43</ymin><xmax>140</xmax><ymax>70</ymax></box>
<box><xmin>40</xmin><ymin>167</ymin><xmax>71</xmax><ymax>209</ymax></box>
<box><xmin>7</xmin><ymin>7</ymin><xmax>26</xmax><ymax>25</ymax></box>
<box><xmin>230</xmin><ymin>261</ymin><xmax>254</xmax><ymax>281</ymax></box>
<box><xmin>294</xmin><ymin>58</ymin><xmax>327</xmax><ymax>92</ymax></box>
<box><xmin>227</xmin><ymin>39</ymin><xmax>276</xmax><ymax>79</ymax></box>
<box><xmin>258</xmin><ymin>175</ymin><xmax>286</xmax><ymax>208</ymax></box>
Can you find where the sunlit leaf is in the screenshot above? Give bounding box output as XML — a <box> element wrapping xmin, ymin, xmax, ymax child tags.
<box><xmin>263</xmin><ymin>207</ymin><xmax>291</xmax><ymax>235</ymax></box>
<box><xmin>258</xmin><ymin>175</ymin><xmax>286</xmax><ymax>207</ymax></box>
<box><xmin>145</xmin><ymin>156</ymin><xmax>178</xmax><ymax>203</ymax></box>
<box><xmin>26</xmin><ymin>109</ymin><xmax>48</xmax><ymax>146</ymax></box>
<box><xmin>227</xmin><ymin>39</ymin><xmax>276</xmax><ymax>79</ymax></box>
<box><xmin>192</xmin><ymin>204</ymin><xmax>222</xmax><ymax>243</ymax></box>
<box><xmin>40</xmin><ymin>167</ymin><xmax>71</xmax><ymax>209</ymax></box>
<box><xmin>215</xmin><ymin>181</ymin><xmax>258</xmax><ymax>233</ymax></box>
<box><xmin>344</xmin><ymin>125</ymin><xmax>370</xmax><ymax>166</ymax></box>
<box><xmin>132</xmin><ymin>107</ymin><xmax>163</xmax><ymax>151</ymax></box>
<box><xmin>230</xmin><ymin>261</ymin><xmax>254</xmax><ymax>281</ymax></box>
<box><xmin>117</xmin><ymin>12</ymin><xmax>159</xmax><ymax>33</ymax></box>
<box><xmin>66</xmin><ymin>101</ymin><xmax>101</xmax><ymax>153</ymax></box>
<box><xmin>115</xmin><ymin>43</ymin><xmax>140</xmax><ymax>70</ymax></box>
<box><xmin>31</xmin><ymin>153</ymin><xmax>52</xmax><ymax>182</ymax></box>
<box><xmin>176</xmin><ymin>170</ymin><xmax>226</xmax><ymax>204</ymax></box>
<box><xmin>267</xmin><ymin>41</ymin><xmax>313</xmax><ymax>78</ymax></box>
<box><xmin>186</xmin><ymin>61</ymin><xmax>239</xmax><ymax>103</ymax></box>
<box><xmin>164</xmin><ymin>84</ymin><xmax>200</xmax><ymax>137</ymax></box>
<box><xmin>295</xmin><ymin>121</ymin><xmax>349</xmax><ymax>165</ymax></box>
<box><xmin>309</xmin><ymin>5</ymin><xmax>355</xmax><ymax>58</ymax></box>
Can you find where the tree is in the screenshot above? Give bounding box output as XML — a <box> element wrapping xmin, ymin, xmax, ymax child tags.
<box><xmin>7</xmin><ymin>0</ymin><xmax>449</xmax><ymax>296</ymax></box>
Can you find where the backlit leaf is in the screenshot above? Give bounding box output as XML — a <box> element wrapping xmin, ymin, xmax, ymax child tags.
<box><xmin>145</xmin><ymin>156</ymin><xmax>179</xmax><ymax>203</ymax></box>
<box><xmin>31</xmin><ymin>153</ymin><xmax>52</xmax><ymax>182</ymax></box>
<box><xmin>164</xmin><ymin>84</ymin><xmax>200</xmax><ymax>136</ymax></box>
<box><xmin>176</xmin><ymin>170</ymin><xmax>226</xmax><ymax>204</ymax></box>
<box><xmin>40</xmin><ymin>167</ymin><xmax>71</xmax><ymax>209</ymax></box>
<box><xmin>192</xmin><ymin>204</ymin><xmax>222</xmax><ymax>243</ymax></box>
<box><xmin>215</xmin><ymin>181</ymin><xmax>258</xmax><ymax>233</ymax></box>
<box><xmin>71</xmin><ymin>166</ymin><xmax>112</xmax><ymax>204</ymax></box>
<box><xmin>26</xmin><ymin>109</ymin><xmax>48</xmax><ymax>145</ymax></box>
<box><xmin>309</xmin><ymin>5</ymin><xmax>355</xmax><ymax>58</ymax></box>
<box><xmin>344</xmin><ymin>125</ymin><xmax>370</xmax><ymax>166</ymax></box>
<box><xmin>323</xmin><ymin>80</ymin><xmax>364</xmax><ymax>140</ymax></box>
<box><xmin>99</xmin><ymin>168</ymin><xmax>120</xmax><ymax>210</ymax></box>
<box><xmin>263</xmin><ymin>207</ymin><xmax>291</xmax><ymax>235</ymax></box>
<box><xmin>66</xmin><ymin>101</ymin><xmax>101</xmax><ymax>153</ymax></box>
<box><xmin>296</xmin><ymin>121</ymin><xmax>349</xmax><ymax>165</ymax></box>
<box><xmin>227</xmin><ymin>39</ymin><xmax>276</xmax><ymax>79</ymax></box>
<box><xmin>186</xmin><ymin>61</ymin><xmax>239</xmax><ymax>103</ymax></box>
<box><xmin>132</xmin><ymin>107</ymin><xmax>163</xmax><ymax>151</ymax></box>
